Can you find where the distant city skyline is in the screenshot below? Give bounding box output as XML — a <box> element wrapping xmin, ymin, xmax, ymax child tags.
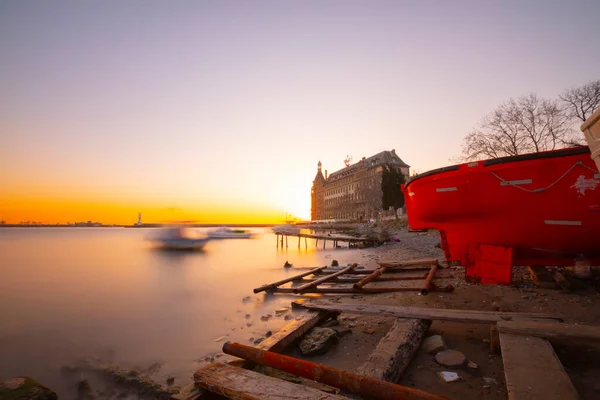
<box><xmin>1</xmin><ymin>1</ymin><xmax>599</xmax><ymax>224</ymax></box>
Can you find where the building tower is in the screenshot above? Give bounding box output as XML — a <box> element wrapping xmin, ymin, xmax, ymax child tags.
<box><xmin>311</xmin><ymin>161</ymin><xmax>326</xmax><ymax>220</ymax></box>
<box><xmin>137</xmin><ymin>212</ymin><xmax>142</xmax><ymax>226</ymax></box>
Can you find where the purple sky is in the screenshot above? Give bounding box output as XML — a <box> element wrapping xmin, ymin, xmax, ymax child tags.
<box><xmin>1</xmin><ymin>1</ymin><xmax>599</xmax><ymax>221</ymax></box>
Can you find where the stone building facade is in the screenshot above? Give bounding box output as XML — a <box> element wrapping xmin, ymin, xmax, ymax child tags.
<box><xmin>311</xmin><ymin>149</ymin><xmax>410</xmax><ymax>221</ymax></box>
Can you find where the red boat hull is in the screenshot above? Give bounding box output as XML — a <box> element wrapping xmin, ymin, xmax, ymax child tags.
<box><xmin>403</xmin><ymin>147</ymin><xmax>600</xmax><ymax>283</ymax></box>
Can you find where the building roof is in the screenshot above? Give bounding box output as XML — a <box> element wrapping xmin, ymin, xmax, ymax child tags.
<box><xmin>327</xmin><ymin>149</ymin><xmax>410</xmax><ymax>181</ymax></box>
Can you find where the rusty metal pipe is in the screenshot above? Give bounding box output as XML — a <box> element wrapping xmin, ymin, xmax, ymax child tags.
<box><xmin>222</xmin><ymin>341</ymin><xmax>450</xmax><ymax>400</ymax></box>
<box><xmin>420</xmin><ymin>263</ymin><xmax>438</xmax><ymax>295</ymax></box>
<box><xmin>353</xmin><ymin>266</ymin><xmax>387</xmax><ymax>289</ymax></box>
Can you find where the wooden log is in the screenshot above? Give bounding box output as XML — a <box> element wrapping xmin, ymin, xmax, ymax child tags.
<box><xmin>255</xmin><ymin>311</ymin><xmax>330</xmax><ymax>353</ymax></box>
<box><xmin>490</xmin><ymin>324</ymin><xmax>500</xmax><ymax>353</ymax></box>
<box><xmin>175</xmin><ymin>311</ymin><xmax>332</xmax><ymax>400</ymax></box>
<box><xmin>499</xmin><ymin>333</ymin><xmax>579</xmax><ymax>400</ymax></box>
<box><xmin>356</xmin><ymin>319</ymin><xmax>431</xmax><ymax>383</ymax></box>
<box><xmin>353</xmin><ymin>266</ymin><xmax>388</xmax><ymax>289</ymax></box>
<box><xmin>300</xmin><ymin>275</ymin><xmax>429</xmax><ymax>283</ymax></box>
<box><xmin>295</xmin><ymin>302</ymin><xmax>564</xmax><ymax>324</ymax></box>
<box><xmin>377</xmin><ymin>258</ymin><xmax>439</xmax><ymax>269</ymax></box>
<box><xmin>497</xmin><ymin>320</ymin><xmax>600</xmax><ymax>343</ymax></box>
<box><xmin>275</xmin><ymin>287</ymin><xmax>423</xmax><ymax>294</ymax></box>
<box><xmin>221</xmin><ymin>342</ymin><xmax>451</xmax><ymax>400</ymax></box>
<box><xmin>194</xmin><ymin>363</ymin><xmax>351</xmax><ymax>400</ymax></box>
<box><xmin>253</xmin><ymin>266</ymin><xmax>328</xmax><ymax>293</ymax></box>
<box><xmin>420</xmin><ymin>264</ymin><xmax>438</xmax><ymax>295</ymax></box>
<box><xmin>293</xmin><ymin>264</ymin><xmax>356</xmax><ymax>293</ymax></box>
<box><xmin>553</xmin><ymin>270</ymin><xmax>573</xmax><ymax>292</ymax></box>
<box><xmin>320</xmin><ymin>269</ymin><xmax>428</xmax><ymax>275</ymax></box>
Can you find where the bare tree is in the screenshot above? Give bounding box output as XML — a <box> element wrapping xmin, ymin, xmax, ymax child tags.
<box><xmin>559</xmin><ymin>80</ymin><xmax>600</xmax><ymax>122</ymax></box>
<box><xmin>461</xmin><ymin>94</ymin><xmax>576</xmax><ymax>161</ymax></box>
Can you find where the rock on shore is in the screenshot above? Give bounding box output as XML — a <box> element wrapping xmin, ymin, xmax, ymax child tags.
<box><xmin>0</xmin><ymin>377</ymin><xmax>58</xmax><ymax>400</ymax></box>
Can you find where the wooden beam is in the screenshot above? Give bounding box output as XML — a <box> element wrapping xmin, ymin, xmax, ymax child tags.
<box><xmin>300</xmin><ymin>275</ymin><xmax>428</xmax><ymax>283</ymax></box>
<box><xmin>175</xmin><ymin>312</ymin><xmax>331</xmax><ymax>400</ymax></box>
<box><xmin>275</xmin><ymin>287</ymin><xmax>422</xmax><ymax>294</ymax></box>
<box><xmin>194</xmin><ymin>363</ymin><xmax>351</xmax><ymax>400</ymax></box>
<box><xmin>377</xmin><ymin>258</ymin><xmax>439</xmax><ymax>269</ymax></box>
<box><xmin>356</xmin><ymin>319</ymin><xmax>431</xmax><ymax>383</ymax></box>
<box><xmin>253</xmin><ymin>266</ymin><xmax>328</xmax><ymax>293</ymax></box>
<box><xmin>497</xmin><ymin>320</ymin><xmax>600</xmax><ymax>343</ymax></box>
<box><xmin>222</xmin><ymin>342</ymin><xmax>451</xmax><ymax>400</ymax></box>
<box><xmin>295</xmin><ymin>302</ymin><xmax>564</xmax><ymax>324</ymax></box>
<box><xmin>499</xmin><ymin>333</ymin><xmax>578</xmax><ymax>400</ymax></box>
<box><xmin>255</xmin><ymin>311</ymin><xmax>330</xmax><ymax>353</ymax></box>
<box><xmin>293</xmin><ymin>264</ymin><xmax>356</xmax><ymax>293</ymax></box>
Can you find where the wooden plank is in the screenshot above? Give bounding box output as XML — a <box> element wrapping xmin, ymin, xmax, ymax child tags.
<box><xmin>293</xmin><ymin>264</ymin><xmax>356</xmax><ymax>293</ymax></box>
<box><xmin>320</xmin><ymin>268</ymin><xmax>429</xmax><ymax>275</ymax></box>
<box><xmin>377</xmin><ymin>258</ymin><xmax>439</xmax><ymax>269</ymax></box>
<box><xmin>499</xmin><ymin>333</ymin><xmax>579</xmax><ymax>400</ymax></box>
<box><xmin>357</xmin><ymin>319</ymin><xmax>431</xmax><ymax>382</ymax></box>
<box><xmin>553</xmin><ymin>271</ymin><xmax>573</xmax><ymax>292</ymax></box>
<box><xmin>497</xmin><ymin>320</ymin><xmax>600</xmax><ymax>343</ymax></box>
<box><xmin>255</xmin><ymin>311</ymin><xmax>330</xmax><ymax>353</ymax></box>
<box><xmin>253</xmin><ymin>266</ymin><xmax>327</xmax><ymax>293</ymax></box>
<box><xmin>274</xmin><ymin>287</ymin><xmax>422</xmax><ymax>294</ymax></box>
<box><xmin>295</xmin><ymin>302</ymin><xmax>563</xmax><ymax>324</ymax></box>
<box><xmin>174</xmin><ymin>312</ymin><xmax>331</xmax><ymax>400</ymax></box>
<box><xmin>299</xmin><ymin>275</ymin><xmax>428</xmax><ymax>283</ymax></box>
<box><xmin>194</xmin><ymin>363</ymin><xmax>351</xmax><ymax>400</ymax></box>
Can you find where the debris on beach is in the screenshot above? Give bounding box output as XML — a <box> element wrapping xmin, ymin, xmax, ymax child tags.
<box><xmin>438</xmin><ymin>371</ymin><xmax>461</xmax><ymax>383</ymax></box>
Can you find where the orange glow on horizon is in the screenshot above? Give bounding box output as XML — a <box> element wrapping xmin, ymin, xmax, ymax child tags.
<box><xmin>0</xmin><ymin>196</ymin><xmax>307</xmax><ymax>225</ymax></box>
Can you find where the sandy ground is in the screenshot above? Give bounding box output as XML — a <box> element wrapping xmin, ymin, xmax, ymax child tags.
<box><xmin>283</xmin><ymin>228</ymin><xmax>600</xmax><ymax>400</ymax></box>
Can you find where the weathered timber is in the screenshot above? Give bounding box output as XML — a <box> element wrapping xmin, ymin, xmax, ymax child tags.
<box><xmin>553</xmin><ymin>271</ymin><xmax>573</xmax><ymax>292</ymax></box>
<box><xmin>354</xmin><ymin>266</ymin><xmax>388</xmax><ymax>289</ymax></box>
<box><xmin>490</xmin><ymin>324</ymin><xmax>500</xmax><ymax>353</ymax></box>
<box><xmin>377</xmin><ymin>258</ymin><xmax>439</xmax><ymax>269</ymax></box>
<box><xmin>420</xmin><ymin>264</ymin><xmax>438</xmax><ymax>295</ymax></box>
<box><xmin>293</xmin><ymin>264</ymin><xmax>356</xmax><ymax>293</ymax></box>
<box><xmin>175</xmin><ymin>312</ymin><xmax>332</xmax><ymax>400</ymax></box>
<box><xmin>222</xmin><ymin>342</ymin><xmax>450</xmax><ymax>400</ymax></box>
<box><xmin>254</xmin><ymin>311</ymin><xmax>330</xmax><ymax>353</ymax></box>
<box><xmin>356</xmin><ymin>319</ymin><xmax>431</xmax><ymax>383</ymax></box>
<box><xmin>193</xmin><ymin>363</ymin><xmax>350</xmax><ymax>400</ymax></box>
<box><xmin>274</xmin><ymin>287</ymin><xmax>423</xmax><ymax>294</ymax></box>
<box><xmin>497</xmin><ymin>320</ymin><xmax>600</xmax><ymax>343</ymax></box>
<box><xmin>499</xmin><ymin>333</ymin><xmax>579</xmax><ymax>400</ymax></box>
<box><xmin>319</xmin><ymin>269</ymin><xmax>428</xmax><ymax>275</ymax></box>
<box><xmin>253</xmin><ymin>266</ymin><xmax>328</xmax><ymax>293</ymax></box>
<box><xmin>300</xmin><ymin>275</ymin><xmax>429</xmax><ymax>283</ymax></box>
<box><xmin>295</xmin><ymin>302</ymin><xmax>564</xmax><ymax>324</ymax></box>
<box><xmin>254</xmin><ymin>366</ymin><xmax>340</xmax><ymax>394</ymax></box>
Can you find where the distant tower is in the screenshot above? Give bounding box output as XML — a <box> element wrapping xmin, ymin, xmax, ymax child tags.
<box><xmin>137</xmin><ymin>212</ymin><xmax>142</xmax><ymax>226</ymax></box>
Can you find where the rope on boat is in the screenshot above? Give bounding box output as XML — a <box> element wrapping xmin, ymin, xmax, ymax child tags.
<box><xmin>492</xmin><ymin>161</ymin><xmax>597</xmax><ymax>193</ymax></box>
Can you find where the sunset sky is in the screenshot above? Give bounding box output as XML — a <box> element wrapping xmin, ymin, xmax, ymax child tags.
<box><xmin>1</xmin><ymin>1</ymin><xmax>599</xmax><ymax>224</ymax></box>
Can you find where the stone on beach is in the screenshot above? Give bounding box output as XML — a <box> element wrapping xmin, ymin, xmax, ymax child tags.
<box><xmin>299</xmin><ymin>327</ymin><xmax>338</xmax><ymax>356</ymax></box>
<box><xmin>435</xmin><ymin>350</ymin><xmax>467</xmax><ymax>367</ymax></box>
<box><xmin>421</xmin><ymin>334</ymin><xmax>446</xmax><ymax>354</ymax></box>
<box><xmin>0</xmin><ymin>377</ymin><xmax>58</xmax><ymax>400</ymax></box>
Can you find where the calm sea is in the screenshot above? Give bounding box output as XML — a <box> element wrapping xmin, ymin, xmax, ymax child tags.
<box><xmin>0</xmin><ymin>227</ymin><xmax>362</xmax><ymax>396</ymax></box>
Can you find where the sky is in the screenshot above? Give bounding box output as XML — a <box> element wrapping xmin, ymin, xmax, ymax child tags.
<box><xmin>1</xmin><ymin>0</ymin><xmax>599</xmax><ymax>224</ymax></box>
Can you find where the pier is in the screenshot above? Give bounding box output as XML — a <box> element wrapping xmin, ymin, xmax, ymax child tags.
<box><xmin>274</xmin><ymin>231</ymin><xmax>367</xmax><ymax>249</ymax></box>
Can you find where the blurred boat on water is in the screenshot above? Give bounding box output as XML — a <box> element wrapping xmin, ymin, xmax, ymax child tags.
<box><xmin>146</xmin><ymin>226</ymin><xmax>210</xmax><ymax>250</ymax></box>
<box><xmin>207</xmin><ymin>227</ymin><xmax>254</xmax><ymax>239</ymax></box>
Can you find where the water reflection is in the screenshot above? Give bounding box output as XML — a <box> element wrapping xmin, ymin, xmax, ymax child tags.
<box><xmin>0</xmin><ymin>227</ymin><xmax>365</xmax><ymax>397</ymax></box>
